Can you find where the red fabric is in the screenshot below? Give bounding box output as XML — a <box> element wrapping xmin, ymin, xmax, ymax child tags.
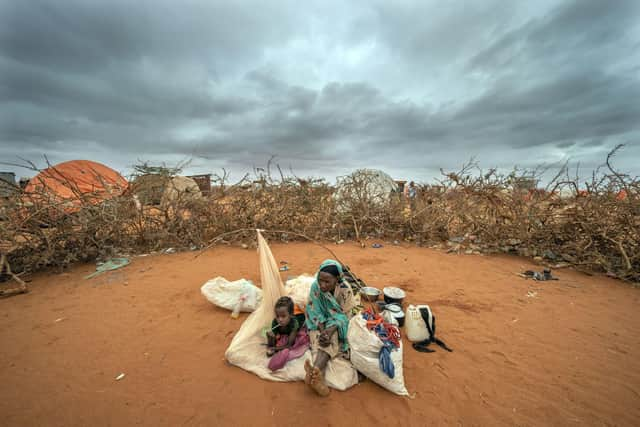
<box><xmin>268</xmin><ymin>328</ymin><xmax>310</xmax><ymax>371</ymax></box>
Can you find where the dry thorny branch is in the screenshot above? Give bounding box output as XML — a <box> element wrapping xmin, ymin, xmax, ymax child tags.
<box><xmin>0</xmin><ymin>147</ymin><xmax>638</xmax><ymax>289</ymax></box>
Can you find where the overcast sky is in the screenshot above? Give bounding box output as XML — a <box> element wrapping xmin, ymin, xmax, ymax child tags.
<box><xmin>1</xmin><ymin>0</ymin><xmax>639</xmax><ymax>183</ymax></box>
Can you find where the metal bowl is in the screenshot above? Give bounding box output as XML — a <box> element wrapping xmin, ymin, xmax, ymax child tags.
<box><xmin>383</xmin><ymin>287</ymin><xmax>406</xmax><ymax>305</ymax></box>
<box><xmin>385</xmin><ymin>303</ymin><xmax>402</xmax><ymax>313</ymax></box>
<box><xmin>360</xmin><ymin>286</ymin><xmax>381</xmax><ymax>302</ymax></box>
<box><xmin>383</xmin><ymin>304</ymin><xmax>406</xmax><ymax>326</ymax></box>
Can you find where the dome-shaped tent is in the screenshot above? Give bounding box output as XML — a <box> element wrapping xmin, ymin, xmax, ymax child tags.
<box><xmin>129</xmin><ymin>174</ymin><xmax>169</xmax><ymax>206</ymax></box>
<box><xmin>24</xmin><ymin>160</ymin><xmax>128</xmax><ymax>208</ymax></box>
<box><xmin>161</xmin><ymin>176</ymin><xmax>202</xmax><ymax>205</ymax></box>
<box><xmin>129</xmin><ymin>175</ymin><xmax>202</xmax><ymax>206</ymax></box>
<box><xmin>334</xmin><ymin>169</ymin><xmax>397</xmax><ymax>212</ymax></box>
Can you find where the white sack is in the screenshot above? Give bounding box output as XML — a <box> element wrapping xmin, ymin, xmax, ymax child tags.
<box><xmin>316</xmin><ymin>353</ymin><xmax>359</xmax><ymax>391</ymax></box>
<box><xmin>347</xmin><ymin>315</ymin><xmax>408</xmax><ymax>396</ymax></box>
<box><xmin>284</xmin><ymin>274</ymin><xmax>314</xmax><ymax>309</ymax></box>
<box><xmin>201</xmin><ymin>277</ymin><xmax>262</xmax><ymax>312</ymax></box>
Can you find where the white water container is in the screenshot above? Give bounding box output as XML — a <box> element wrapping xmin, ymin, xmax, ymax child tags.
<box><xmin>405</xmin><ymin>304</ymin><xmax>429</xmax><ymax>342</ymax></box>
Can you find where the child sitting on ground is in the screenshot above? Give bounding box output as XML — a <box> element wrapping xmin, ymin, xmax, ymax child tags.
<box><xmin>266</xmin><ymin>296</ymin><xmax>310</xmax><ymax>371</ymax></box>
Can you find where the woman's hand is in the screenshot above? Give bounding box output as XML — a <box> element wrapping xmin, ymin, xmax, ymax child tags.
<box><xmin>319</xmin><ymin>326</ymin><xmax>337</xmax><ymax>347</ymax></box>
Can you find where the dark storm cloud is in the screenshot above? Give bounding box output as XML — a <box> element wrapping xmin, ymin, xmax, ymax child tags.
<box><xmin>451</xmin><ymin>70</ymin><xmax>640</xmax><ymax>146</ymax></box>
<box><xmin>0</xmin><ymin>0</ymin><xmax>300</xmax><ymax>73</ymax></box>
<box><xmin>468</xmin><ymin>0</ymin><xmax>639</xmax><ymax>72</ymax></box>
<box><xmin>1</xmin><ymin>0</ymin><xmax>639</xmax><ymax>181</ymax></box>
<box><xmin>350</xmin><ymin>0</ymin><xmax>640</xmax><ymax>160</ymax></box>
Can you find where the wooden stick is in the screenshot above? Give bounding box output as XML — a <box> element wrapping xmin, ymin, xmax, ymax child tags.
<box><xmin>0</xmin><ymin>254</ymin><xmax>28</xmax><ymax>298</ymax></box>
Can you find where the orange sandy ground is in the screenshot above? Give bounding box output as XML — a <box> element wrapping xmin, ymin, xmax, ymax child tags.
<box><xmin>1</xmin><ymin>242</ymin><xmax>639</xmax><ymax>426</ymax></box>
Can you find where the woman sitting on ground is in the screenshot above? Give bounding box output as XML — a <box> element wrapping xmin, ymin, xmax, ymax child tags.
<box><xmin>304</xmin><ymin>259</ymin><xmax>359</xmax><ymax>396</ymax></box>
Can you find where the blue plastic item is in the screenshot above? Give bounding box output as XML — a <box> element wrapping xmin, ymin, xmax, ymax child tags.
<box><xmin>85</xmin><ymin>258</ymin><xmax>130</xmax><ymax>279</ymax></box>
<box><xmin>379</xmin><ymin>344</ymin><xmax>395</xmax><ymax>378</ymax></box>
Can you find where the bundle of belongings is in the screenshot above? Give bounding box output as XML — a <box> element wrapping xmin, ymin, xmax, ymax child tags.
<box><xmin>361</xmin><ymin>308</ymin><xmax>401</xmax><ymax>378</ymax></box>
<box><xmin>349</xmin><ymin>308</ymin><xmax>408</xmax><ymax>395</ymax></box>
<box><xmin>218</xmin><ymin>230</ymin><xmax>409</xmax><ymax>396</ymax></box>
<box><xmin>201</xmin><ymin>277</ymin><xmax>262</xmax><ymax>312</ymax></box>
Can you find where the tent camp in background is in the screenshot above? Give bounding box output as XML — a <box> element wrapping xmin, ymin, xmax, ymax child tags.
<box><xmin>187</xmin><ymin>174</ymin><xmax>212</xmax><ymax>196</ymax></box>
<box><xmin>22</xmin><ymin>160</ymin><xmax>128</xmax><ymax>211</ymax></box>
<box><xmin>129</xmin><ymin>174</ymin><xmax>202</xmax><ymax>207</ymax></box>
<box><xmin>0</xmin><ymin>172</ymin><xmax>18</xmax><ymax>221</ymax></box>
<box><xmin>334</xmin><ymin>169</ymin><xmax>398</xmax><ymax>212</ymax></box>
<box><xmin>162</xmin><ymin>176</ymin><xmax>203</xmax><ymax>205</ymax></box>
<box><xmin>0</xmin><ymin>172</ymin><xmax>18</xmax><ymax>198</ymax></box>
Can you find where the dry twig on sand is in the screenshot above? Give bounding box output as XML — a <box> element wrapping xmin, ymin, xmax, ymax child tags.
<box><xmin>0</xmin><ymin>254</ymin><xmax>28</xmax><ymax>298</ymax></box>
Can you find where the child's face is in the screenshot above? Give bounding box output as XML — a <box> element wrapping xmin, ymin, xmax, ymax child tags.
<box><xmin>275</xmin><ymin>306</ymin><xmax>291</xmax><ymax>327</ymax></box>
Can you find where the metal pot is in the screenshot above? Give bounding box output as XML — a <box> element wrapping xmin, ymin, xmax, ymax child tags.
<box><xmin>385</xmin><ymin>303</ymin><xmax>405</xmax><ymax>327</ymax></box>
<box><xmin>360</xmin><ymin>286</ymin><xmax>381</xmax><ymax>302</ymax></box>
<box><xmin>383</xmin><ymin>287</ymin><xmax>406</xmax><ymax>305</ymax></box>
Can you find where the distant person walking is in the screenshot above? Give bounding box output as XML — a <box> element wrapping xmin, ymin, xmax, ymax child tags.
<box><xmin>404</xmin><ymin>181</ymin><xmax>417</xmax><ymax>210</ymax></box>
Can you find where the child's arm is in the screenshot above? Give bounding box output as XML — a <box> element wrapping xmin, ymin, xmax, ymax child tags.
<box><xmin>273</xmin><ymin>325</ymin><xmax>298</xmax><ymax>351</ymax></box>
<box><xmin>266</xmin><ymin>330</ymin><xmax>276</xmax><ymax>346</ymax></box>
<box><xmin>266</xmin><ymin>323</ymin><xmax>277</xmax><ymax>356</ymax></box>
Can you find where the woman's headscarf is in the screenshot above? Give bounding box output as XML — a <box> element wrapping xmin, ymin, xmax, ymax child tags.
<box><xmin>305</xmin><ymin>259</ymin><xmax>350</xmax><ymax>351</ymax></box>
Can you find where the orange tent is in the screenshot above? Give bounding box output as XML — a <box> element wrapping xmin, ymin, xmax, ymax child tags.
<box><xmin>24</xmin><ymin>160</ymin><xmax>128</xmax><ymax>209</ymax></box>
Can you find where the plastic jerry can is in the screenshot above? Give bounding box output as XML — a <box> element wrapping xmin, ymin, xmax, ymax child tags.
<box><xmin>405</xmin><ymin>304</ymin><xmax>430</xmax><ymax>342</ymax></box>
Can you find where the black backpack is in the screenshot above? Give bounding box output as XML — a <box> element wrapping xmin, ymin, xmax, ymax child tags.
<box><xmin>412</xmin><ymin>306</ymin><xmax>453</xmax><ymax>353</ymax></box>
